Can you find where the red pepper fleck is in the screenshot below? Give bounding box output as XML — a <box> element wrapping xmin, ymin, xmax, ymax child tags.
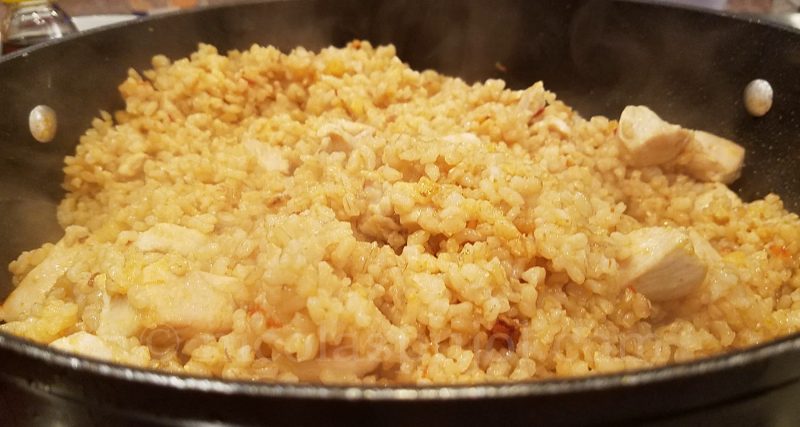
<box><xmin>769</xmin><ymin>244</ymin><xmax>791</xmax><ymax>260</ymax></box>
<box><xmin>266</xmin><ymin>317</ymin><xmax>283</xmax><ymax>328</ymax></box>
<box><xmin>242</xmin><ymin>75</ymin><xmax>258</xmax><ymax>86</ymax></box>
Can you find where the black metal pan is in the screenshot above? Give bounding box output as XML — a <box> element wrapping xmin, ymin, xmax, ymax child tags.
<box><xmin>1</xmin><ymin>1</ymin><xmax>799</xmax><ymax>425</ymax></box>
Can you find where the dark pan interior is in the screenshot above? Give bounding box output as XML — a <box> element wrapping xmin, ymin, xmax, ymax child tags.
<box><xmin>0</xmin><ymin>0</ymin><xmax>800</xmax><ymax>425</ymax></box>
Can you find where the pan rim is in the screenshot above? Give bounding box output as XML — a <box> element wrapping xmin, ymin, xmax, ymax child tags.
<box><xmin>2</xmin><ymin>329</ymin><xmax>800</xmax><ymax>400</ymax></box>
<box><xmin>0</xmin><ymin>0</ymin><xmax>799</xmax><ymax>66</ymax></box>
<box><xmin>2</xmin><ymin>0</ymin><xmax>800</xmax><ymax>402</ymax></box>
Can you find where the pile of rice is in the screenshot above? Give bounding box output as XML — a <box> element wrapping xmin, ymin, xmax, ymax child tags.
<box><xmin>2</xmin><ymin>41</ymin><xmax>800</xmax><ymax>384</ymax></box>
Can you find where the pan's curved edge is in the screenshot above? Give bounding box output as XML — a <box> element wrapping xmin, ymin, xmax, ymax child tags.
<box><xmin>621</xmin><ymin>0</ymin><xmax>800</xmax><ymax>34</ymax></box>
<box><xmin>2</xmin><ymin>328</ymin><xmax>800</xmax><ymax>400</ymax></box>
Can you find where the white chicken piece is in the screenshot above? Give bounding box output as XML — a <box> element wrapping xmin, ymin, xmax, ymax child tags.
<box><xmin>618</xmin><ymin>227</ymin><xmax>708</xmax><ymax>302</ymax></box>
<box><xmin>96</xmin><ymin>297</ymin><xmax>140</xmax><ymax>338</ymax></box>
<box><xmin>195</xmin><ymin>271</ymin><xmax>249</xmax><ymax>304</ymax></box>
<box><xmin>442</xmin><ymin>132</ymin><xmax>482</xmax><ymax>146</ymax></box>
<box><xmin>243</xmin><ymin>138</ymin><xmax>290</xmax><ymax>174</ymax></box>
<box><xmin>0</xmin><ymin>241</ymin><xmax>77</xmax><ymax>322</ymax></box>
<box><xmin>274</xmin><ymin>352</ymin><xmax>381</xmax><ymax>383</ymax></box>
<box><xmin>127</xmin><ymin>271</ymin><xmax>240</xmax><ymax>334</ymax></box>
<box><xmin>688</xmin><ymin>230</ymin><xmax>722</xmax><ymax>264</ymax></box>
<box><xmin>317</xmin><ymin>119</ymin><xmax>375</xmax><ymax>154</ymax></box>
<box><xmin>680</xmin><ymin>130</ymin><xmax>745</xmax><ymax>184</ymax></box>
<box><xmin>51</xmin><ymin>331</ymin><xmax>114</xmax><ymax>361</ymax></box>
<box><xmin>618</xmin><ymin>105</ymin><xmax>693</xmax><ymax>167</ymax></box>
<box><xmin>134</xmin><ymin>223</ymin><xmax>208</xmax><ymax>256</ymax></box>
<box><xmin>693</xmin><ymin>184</ymin><xmax>742</xmax><ymax>213</ymax></box>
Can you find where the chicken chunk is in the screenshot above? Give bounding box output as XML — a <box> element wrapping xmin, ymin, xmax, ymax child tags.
<box><xmin>127</xmin><ymin>271</ymin><xmax>239</xmax><ymax>334</ymax></box>
<box><xmin>0</xmin><ymin>242</ymin><xmax>78</xmax><ymax>322</ymax></box>
<box><xmin>618</xmin><ymin>106</ymin><xmax>693</xmax><ymax>167</ymax></box>
<box><xmin>274</xmin><ymin>351</ymin><xmax>381</xmax><ymax>383</ymax></box>
<box><xmin>51</xmin><ymin>331</ymin><xmax>114</xmax><ymax>361</ymax></box>
<box><xmin>688</xmin><ymin>230</ymin><xmax>722</xmax><ymax>263</ymax></box>
<box><xmin>679</xmin><ymin>130</ymin><xmax>745</xmax><ymax>184</ymax></box>
<box><xmin>618</xmin><ymin>227</ymin><xmax>708</xmax><ymax>302</ymax></box>
<box><xmin>243</xmin><ymin>138</ymin><xmax>290</xmax><ymax>174</ymax></box>
<box><xmin>96</xmin><ymin>297</ymin><xmax>140</xmax><ymax>338</ymax></box>
<box><xmin>317</xmin><ymin>119</ymin><xmax>375</xmax><ymax>154</ymax></box>
<box><xmin>134</xmin><ymin>223</ymin><xmax>208</xmax><ymax>256</ymax></box>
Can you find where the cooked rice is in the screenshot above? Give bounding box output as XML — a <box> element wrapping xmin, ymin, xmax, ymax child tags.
<box><xmin>2</xmin><ymin>41</ymin><xmax>800</xmax><ymax>384</ymax></box>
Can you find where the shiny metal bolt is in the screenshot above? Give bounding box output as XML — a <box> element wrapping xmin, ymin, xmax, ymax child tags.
<box><xmin>743</xmin><ymin>79</ymin><xmax>773</xmax><ymax>117</ymax></box>
<box><xmin>28</xmin><ymin>105</ymin><xmax>57</xmax><ymax>143</ymax></box>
